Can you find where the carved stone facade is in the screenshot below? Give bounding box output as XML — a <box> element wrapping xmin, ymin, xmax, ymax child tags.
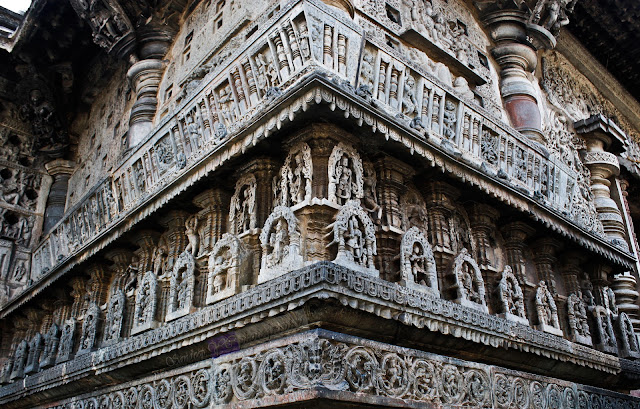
<box><xmin>1</xmin><ymin>0</ymin><xmax>640</xmax><ymax>407</ymax></box>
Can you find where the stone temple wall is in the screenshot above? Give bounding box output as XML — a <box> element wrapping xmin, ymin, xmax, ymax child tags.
<box><xmin>1</xmin><ymin>0</ymin><xmax>640</xmax><ymax>407</ymax></box>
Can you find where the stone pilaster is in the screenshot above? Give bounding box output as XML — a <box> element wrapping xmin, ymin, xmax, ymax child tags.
<box><xmin>69</xmin><ymin>277</ymin><xmax>87</xmax><ymax>319</ymax></box>
<box><xmin>43</xmin><ymin>159</ymin><xmax>75</xmax><ymax>234</ymax></box>
<box><xmin>561</xmin><ymin>251</ymin><xmax>586</xmax><ymax>296</ymax></box>
<box><xmin>469</xmin><ymin>203</ymin><xmax>500</xmax><ymax>286</ymax></box>
<box><xmin>501</xmin><ymin>221</ymin><xmax>535</xmax><ymax>285</ymax></box>
<box><xmin>133</xmin><ymin>231</ymin><xmax>161</xmax><ymax>273</ymax></box>
<box><xmin>532</xmin><ymin>237</ymin><xmax>561</xmax><ymax>296</ymax></box>
<box><xmin>86</xmin><ymin>264</ymin><xmax>110</xmax><ymax>308</ymax></box>
<box><xmin>420</xmin><ymin>181</ymin><xmax>459</xmax><ymax>276</ymax></box>
<box><xmin>575</xmin><ymin>115</ymin><xmax>629</xmax><ymax>252</ymax></box>
<box><xmin>193</xmin><ymin>189</ymin><xmax>230</xmax><ymax>255</ymax></box>
<box><xmin>375</xmin><ymin>156</ymin><xmax>413</xmax><ymax>232</ymax></box>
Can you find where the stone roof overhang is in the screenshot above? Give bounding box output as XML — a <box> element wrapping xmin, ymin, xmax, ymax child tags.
<box><xmin>1</xmin><ymin>72</ymin><xmax>636</xmax><ymax>318</ymax></box>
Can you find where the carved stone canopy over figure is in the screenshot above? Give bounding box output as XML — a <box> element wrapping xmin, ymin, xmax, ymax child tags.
<box><xmin>400</xmin><ymin>227</ymin><xmax>438</xmax><ymax>295</ymax></box>
<box><xmin>450</xmin><ymin>248</ymin><xmax>487</xmax><ymax>312</ymax></box>
<box><xmin>535</xmin><ymin>281</ymin><xmax>562</xmax><ymax>336</ymax></box>
<box><xmin>132</xmin><ymin>270</ymin><xmax>158</xmax><ymax>335</ymax></box>
<box><xmin>207</xmin><ymin>233</ymin><xmax>247</xmax><ymax>303</ymax></box>
<box><xmin>497</xmin><ymin>266</ymin><xmax>528</xmax><ymax>325</ymax></box>
<box><xmin>258</xmin><ymin>207</ymin><xmax>303</xmax><ymax>283</ymax></box>
<box><xmin>167</xmin><ymin>251</ymin><xmax>195</xmax><ymax>321</ymax></box>
<box><xmin>78</xmin><ymin>303</ymin><xmax>99</xmax><ymax>355</ymax></box>
<box><xmin>278</xmin><ymin>142</ymin><xmax>312</xmax><ymax>207</ymax></box>
<box><xmin>332</xmin><ymin>200</ymin><xmax>378</xmax><ymax>274</ymax></box>
<box><xmin>328</xmin><ymin>143</ymin><xmax>364</xmax><ymax>205</ymax></box>
<box><xmin>615</xmin><ymin>312</ymin><xmax>640</xmax><ymax>359</ymax></box>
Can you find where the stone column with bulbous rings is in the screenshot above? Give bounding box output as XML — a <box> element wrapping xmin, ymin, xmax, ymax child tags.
<box><xmin>480</xmin><ymin>9</ymin><xmax>544</xmax><ymax>144</ymax></box>
<box><xmin>127</xmin><ymin>60</ymin><xmax>166</xmax><ymax>148</ymax></box>
<box><xmin>43</xmin><ymin>159</ymin><xmax>75</xmax><ymax>235</ymax></box>
<box><xmin>575</xmin><ymin>115</ymin><xmax>630</xmax><ymax>252</ymax></box>
<box><xmin>612</xmin><ymin>271</ymin><xmax>640</xmax><ymax>331</ymax></box>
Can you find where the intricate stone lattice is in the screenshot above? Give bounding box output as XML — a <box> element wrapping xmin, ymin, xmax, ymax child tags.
<box><xmin>496</xmin><ymin>266</ymin><xmax>528</xmax><ymax>325</ymax></box>
<box><xmin>535</xmin><ymin>281</ymin><xmax>562</xmax><ymax>336</ymax></box>
<box><xmin>258</xmin><ymin>206</ymin><xmax>303</xmax><ymax>283</ymax></box>
<box><xmin>132</xmin><ymin>271</ymin><xmax>159</xmax><ymax>335</ymax></box>
<box><xmin>449</xmin><ymin>248</ymin><xmax>487</xmax><ymax>312</ymax></box>
<box><xmin>229</xmin><ymin>173</ymin><xmax>257</xmax><ymax>234</ymax></box>
<box><xmin>567</xmin><ymin>292</ymin><xmax>592</xmax><ymax>346</ymax></box>
<box><xmin>331</xmin><ymin>200</ymin><xmax>377</xmax><ymax>275</ymax></box>
<box><xmin>400</xmin><ymin>227</ymin><xmax>438</xmax><ymax>295</ymax></box>
<box><xmin>207</xmin><ymin>233</ymin><xmax>248</xmax><ymax>303</ymax></box>
<box><xmin>166</xmin><ymin>251</ymin><xmax>195</xmax><ymax>321</ymax></box>
<box><xmin>328</xmin><ymin>143</ymin><xmax>364</xmax><ymax>205</ymax></box>
<box><xmin>77</xmin><ymin>303</ymin><xmax>100</xmax><ymax>355</ymax></box>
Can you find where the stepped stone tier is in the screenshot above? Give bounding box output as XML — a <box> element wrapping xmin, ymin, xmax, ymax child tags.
<box><xmin>2</xmin><ymin>0</ymin><xmax>640</xmax><ymax>407</ymax></box>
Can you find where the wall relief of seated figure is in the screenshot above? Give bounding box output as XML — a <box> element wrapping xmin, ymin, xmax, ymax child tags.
<box><xmin>258</xmin><ymin>206</ymin><xmax>304</xmax><ymax>283</ymax></box>
<box><xmin>207</xmin><ymin>233</ymin><xmax>249</xmax><ymax>303</ymax></box>
<box><xmin>447</xmin><ymin>248</ymin><xmax>487</xmax><ymax>312</ymax></box>
<box><xmin>399</xmin><ymin>226</ymin><xmax>438</xmax><ymax>295</ymax></box>
<box><xmin>330</xmin><ymin>200</ymin><xmax>378</xmax><ymax>276</ymax></box>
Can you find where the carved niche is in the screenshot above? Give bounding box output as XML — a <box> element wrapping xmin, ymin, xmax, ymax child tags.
<box><xmin>276</xmin><ymin>142</ymin><xmax>313</xmax><ymax>207</ymax></box>
<box><xmin>615</xmin><ymin>312</ymin><xmax>640</xmax><ymax>359</ymax></box>
<box><xmin>77</xmin><ymin>302</ymin><xmax>100</xmax><ymax>355</ymax></box>
<box><xmin>131</xmin><ymin>271</ymin><xmax>159</xmax><ymax>335</ymax></box>
<box><xmin>400</xmin><ymin>188</ymin><xmax>428</xmax><ymax>232</ymax></box>
<box><xmin>496</xmin><ymin>266</ymin><xmax>528</xmax><ymax>325</ymax></box>
<box><xmin>258</xmin><ymin>206</ymin><xmax>304</xmax><ymax>283</ymax></box>
<box><xmin>331</xmin><ymin>200</ymin><xmax>378</xmax><ymax>275</ymax></box>
<box><xmin>535</xmin><ymin>281</ymin><xmax>562</xmax><ymax>336</ymax></box>
<box><xmin>229</xmin><ymin>173</ymin><xmax>257</xmax><ymax>235</ymax></box>
<box><xmin>56</xmin><ymin>319</ymin><xmax>76</xmax><ymax>364</ymax></box>
<box><xmin>9</xmin><ymin>340</ymin><xmax>28</xmax><ymax>380</ymax></box>
<box><xmin>207</xmin><ymin>233</ymin><xmax>248</xmax><ymax>303</ymax></box>
<box><xmin>567</xmin><ymin>292</ymin><xmax>592</xmax><ymax>346</ymax></box>
<box><xmin>591</xmin><ymin>305</ymin><xmax>617</xmax><ymax>354</ymax></box>
<box><xmin>400</xmin><ymin>227</ymin><xmax>438</xmax><ymax>295</ymax></box>
<box><xmin>102</xmin><ymin>289</ymin><xmax>125</xmax><ymax>345</ymax></box>
<box><xmin>328</xmin><ymin>143</ymin><xmax>364</xmax><ymax>206</ymax></box>
<box><xmin>24</xmin><ymin>332</ymin><xmax>44</xmax><ymax>374</ymax></box>
<box><xmin>449</xmin><ymin>248</ymin><xmax>487</xmax><ymax>312</ymax></box>
<box><xmin>166</xmin><ymin>251</ymin><xmax>196</xmax><ymax>321</ymax></box>
<box><xmin>39</xmin><ymin>323</ymin><xmax>60</xmax><ymax>368</ymax></box>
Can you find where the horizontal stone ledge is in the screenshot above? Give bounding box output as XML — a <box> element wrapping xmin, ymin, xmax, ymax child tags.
<box><xmin>1</xmin><ymin>262</ymin><xmax>630</xmax><ymax>405</ymax></box>
<box><xmin>16</xmin><ymin>329</ymin><xmax>640</xmax><ymax>409</ymax></box>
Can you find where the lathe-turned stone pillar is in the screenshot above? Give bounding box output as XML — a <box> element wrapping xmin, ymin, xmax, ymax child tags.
<box><xmin>127</xmin><ymin>60</ymin><xmax>166</xmax><ymax>147</ymax></box>
<box><xmin>532</xmin><ymin>237</ymin><xmax>561</xmax><ymax>296</ymax></box>
<box><xmin>612</xmin><ymin>271</ymin><xmax>640</xmax><ymax>331</ymax></box>
<box><xmin>43</xmin><ymin>159</ymin><xmax>75</xmax><ymax>234</ymax></box>
<box><xmin>575</xmin><ymin>114</ymin><xmax>629</xmax><ymax>252</ymax></box>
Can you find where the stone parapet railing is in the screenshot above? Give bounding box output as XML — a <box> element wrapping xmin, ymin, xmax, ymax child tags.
<box><xmin>20</xmin><ymin>0</ymin><xmax>631</xmax><ymax>306</ymax></box>
<box><xmin>0</xmin><ymin>262</ymin><xmax>629</xmax><ymax>406</ymax></box>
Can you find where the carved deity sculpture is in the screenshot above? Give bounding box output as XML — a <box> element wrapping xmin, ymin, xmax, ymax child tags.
<box><xmin>530</xmin><ymin>0</ymin><xmax>577</xmax><ymax>35</ymax></box>
<box><xmin>69</xmin><ymin>0</ymin><xmax>134</xmax><ymax>57</ymax></box>
<box><xmin>497</xmin><ymin>266</ymin><xmax>528</xmax><ymax>325</ymax></box>
<box><xmin>332</xmin><ymin>200</ymin><xmax>378</xmax><ymax>274</ymax></box>
<box><xmin>56</xmin><ymin>320</ymin><xmax>76</xmax><ymax>364</ymax></box>
<box><xmin>152</xmin><ymin>244</ymin><xmax>167</xmax><ymax>277</ymax></box>
<box><xmin>591</xmin><ymin>305</ymin><xmax>617</xmax><ymax>353</ymax></box>
<box><xmin>277</xmin><ymin>143</ymin><xmax>312</xmax><ymax>207</ymax></box>
<box><xmin>402</xmin><ymin>75</ymin><xmax>418</xmax><ymax>116</ymax></box>
<box><xmin>24</xmin><ymin>333</ymin><xmax>44</xmax><ymax>374</ymax></box>
<box><xmin>207</xmin><ymin>233</ymin><xmax>247</xmax><ymax>303</ymax></box>
<box><xmin>184</xmin><ymin>215</ymin><xmax>200</xmax><ymax>257</ymax></box>
<box><xmin>39</xmin><ymin>323</ymin><xmax>60</xmax><ymax>368</ymax></box>
<box><xmin>103</xmin><ymin>289</ymin><xmax>125</xmax><ymax>345</ymax></box>
<box><xmin>328</xmin><ymin>143</ymin><xmax>364</xmax><ymax>205</ymax></box>
<box><xmin>132</xmin><ymin>271</ymin><xmax>158</xmax><ymax>335</ymax></box>
<box><xmin>567</xmin><ymin>292</ymin><xmax>591</xmax><ymax>345</ymax></box>
<box><xmin>450</xmin><ymin>248</ymin><xmax>487</xmax><ymax>312</ymax></box>
<box><xmin>401</xmin><ymin>189</ymin><xmax>428</xmax><ymax>232</ymax></box>
<box><xmin>535</xmin><ymin>281</ymin><xmax>562</xmax><ymax>336</ymax></box>
<box><xmin>361</xmin><ymin>164</ymin><xmax>381</xmax><ymax>225</ymax></box>
<box><xmin>10</xmin><ymin>340</ymin><xmax>28</xmax><ymax>380</ymax></box>
<box><xmin>167</xmin><ymin>251</ymin><xmax>195</xmax><ymax>321</ymax></box>
<box><xmin>400</xmin><ymin>227</ymin><xmax>438</xmax><ymax>295</ymax></box>
<box><xmin>77</xmin><ymin>303</ymin><xmax>99</xmax><ymax>355</ymax></box>
<box><xmin>229</xmin><ymin>174</ymin><xmax>257</xmax><ymax>234</ymax></box>
<box><xmin>18</xmin><ymin>88</ymin><xmax>68</xmax><ymax>155</ymax></box>
<box><xmin>258</xmin><ymin>207</ymin><xmax>303</xmax><ymax>283</ymax></box>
